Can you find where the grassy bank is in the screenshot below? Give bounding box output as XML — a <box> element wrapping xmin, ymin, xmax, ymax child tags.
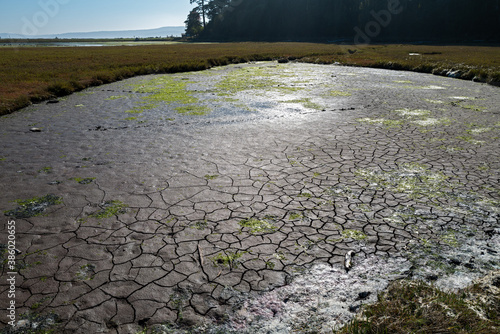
<box><xmin>336</xmin><ymin>275</ymin><xmax>500</xmax><ymax>334</ymax></box>
<box><xmin>1</xmin><ymin>43</ymin><xmax>499</xmax><ymax>116</ymax></box>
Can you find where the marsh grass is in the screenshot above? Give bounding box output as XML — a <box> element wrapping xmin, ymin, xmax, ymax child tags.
<box><xmin>1</xmin><ymin>43</ymin><xmax>499</xmax><ymax>115</ymax></box>
<box><xmin>336</xmin><ymin>280</ymin><xmax>499</xmax><ymax>334</ymax></box>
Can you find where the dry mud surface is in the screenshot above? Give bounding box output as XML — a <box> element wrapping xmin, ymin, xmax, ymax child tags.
<box><xmin>1</xmin><ymin>62</ymin><xmax>499</xmax><ymax>333</ymax></box>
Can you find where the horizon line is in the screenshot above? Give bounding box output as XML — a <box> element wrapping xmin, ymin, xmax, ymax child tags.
<box><xmin>1</xmin><ymin>25</ymin><xmax>185</xmax><ymax>38</ymax></box>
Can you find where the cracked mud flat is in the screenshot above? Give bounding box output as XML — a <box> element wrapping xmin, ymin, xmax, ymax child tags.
<box><xmin>0</xmin><ymin>62</ymin><xmax>499</xmax><ymax>333</ymax></box>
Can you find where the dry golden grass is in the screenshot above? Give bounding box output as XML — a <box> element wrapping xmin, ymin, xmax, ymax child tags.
<box><xmin>1</xmin><ymin>43</ymin><xmax>499</xmax><ymax>115</ymax></box>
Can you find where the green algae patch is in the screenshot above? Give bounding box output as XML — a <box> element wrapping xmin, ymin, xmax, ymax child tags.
<box><xmin>357</xmin><ymin>117</ymin><xmax>387</xmax><ymax>125</ymax></box>
<box><xmin>190</xmin><ymin>220</ymin><xmax>208</xmax><ymax>230</ymax></box>
<box><xmin>357</xmin><ymin>108</ymin><xmax>453</xmax><ymax>129</ymax></box>
<box><xmin>394</xmin><ymin>108</ymin><xmax>431</xmax><ymax>118</ymax></box>
<box><xmin>384</xmin><ymin>208</ymin><xmax>418</xmax><ymax>226</ymax></box>
<box><xmin>450</xmin><ymin>96</ymin><xmax>476</xmax><ymax>100</ymax></box>
<box><xmin>466</xmin><ymin>127</ymin><xmax>493</xmax><ymax>135</ymax></box>
<box><xmin>355</xmin><ymin>163</ymin><xmax>450</xmax><ymax>200</ymax></box>
<box><xmin>342</xmin><ymin>229</ymin><xmax>367</xmax><ymax>240</ymax></box>
<box><xmin>89</xmin><ymin>200</ymin><xmax>128</xmax><ymax>219</ymax></box>
<box><xmin>215</xmin><ymin>65</ymin><xmax>304</xmax><ymax>98</ymax></box>
<box><xmin>281</xmin><ymin>98</ymin><xmax>324</xmax><ymax>110</ymax></box>
<box><xmin>420</xmin><ymin>85</ymin><xmax>446</xmax><ymax>90</ymax></box>
<box><xmin>38</xmin><ymin>167</ymin><xmax>53</xmax><ymax>174</ymax></box>
<box><xmin>70</xmin><ymin>177</ymin><xmax>95</xmax><ymax>185</ymax></box>
<box><xmin>176</xmin><ymin>105</ymin><xmax>210</xmax><ymax>115</ymax></box>
<box><xmin>412</xmin><ymin>117</ymin><xmax>452</xmax><ymax>127</ymax></box>
<box><xmin>142</xmin><ymin>77</ymin><xmax>197</xmax><ymax>104</ymax></box>
<box><xmin>211</xmin><ymin>251</ymin><xmax>245</xmax><ymax>269</ymax></box>
<box><xmin>124</xmin><ymin>102</ymin><xmax>156</xmax><ymax>114</ymax></box>
<box><xmin>216</xmin><ymin>66</ymin><xmax>282</xmax><ymax>96</ymax></box>
<box><xmin>324</xmin><ymin>90</ymin><xmax>352</xmax><ymax>97</ymax></box>
<box><xmin>76</xmin><ymin>263</ymin><xmax>96</xmax><ymax>281</ymax></box>
<box><xmin>127</xmin><ymin>75</ymin><xmax>209</xmax><ymax>116</ymax></box>
<box><xmin>105</xmin><ymin>95</ymin><xmax>127</xmax><ymax>101</ymax></box>
<box><xmin>12</xmin><ymin>312</ymin><xmax>62</xmax><ymax>334</ymax></box>
<box><xmin>357</xmin><ymin>117</ymin><xmax>404</xmax><ymax>128</ymax></box>
<box><xmin>441</xmin><ymin>231</ymin><xmax>459</xmax><ymax>247</ymax></box>
<box><xmin>289</xmin><ymin>212</ymin><xmax>304</xmax><ymax>221</ymax></box>
<box><xmin>239</xmin><ymin>217</ymin><xmax>277</xmax><ymax>234</ymax></box>
<box><xmin>458</xmin><ymin>104</ymin><xmax>487</xmax><ymax>112</ymax></box>
<box><xmin>456</xmin><ymin>135</ymin><xmax>486</xmax><ymax>145</ymax></box>
<box><xmin>424</xmin><ymin>98</ymin><xmax>445</xmax><ymax>104</ymax></box>
<box><xmin>4</xmin><ymin>194</ymin><xmax>63</xmax><ymax>218</ymax></box>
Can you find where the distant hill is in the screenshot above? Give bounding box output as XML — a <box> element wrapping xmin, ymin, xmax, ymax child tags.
<box><xmin>0</xmin><ymin>26</ymin><xmax>185</xmax><ymax>39</ymax></box>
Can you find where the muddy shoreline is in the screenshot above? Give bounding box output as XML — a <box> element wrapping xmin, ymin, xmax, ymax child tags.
<box><xmin>1</xmin><ymin>62</ymin><xmax>499</xmax><ymax>333</ymax></box>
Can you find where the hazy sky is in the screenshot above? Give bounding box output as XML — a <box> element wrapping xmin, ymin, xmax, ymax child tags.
<box><xmin>0</xmin><ymin>0</ymin><xmax>194</xmax><ymax>35</ymax></box>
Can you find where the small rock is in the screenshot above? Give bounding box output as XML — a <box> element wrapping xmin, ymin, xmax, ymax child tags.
<box><xmin>357</xmin><ymin>291</ymin><xmax>371</xmax><ymax>300</ymax></box>
<box><xmin>464</xmin><ymin>263</ymin><xmax>474</xmax><ymax>269</ymax></box>
<box><xmin>47</xmin><ymin>99</ymin><xmax>59</xmax><ymax>104</ymax></box>
<box><xmin>447</xmin><ymin>70</ymin><xmax>462</xmax><ymax>78</ymax></box>
<box><xmin>485</xmin><ymin>229</ymin><xmax>497</xmax><ymax>237</ymax></box>
<box><xmin>30</xmin><ymin>127</ymin><xmax>42</xmax><ymax>132</ymax></box>
<box><xmin>348</xmin><ymin>304</ymin><xmax>361</xmax><ymax>313</ymax></box>
<box><xmin>493</xmin><ymin>276</ymin><xmax>500</xmax><ymax>288</ymax></box>
<box><xmin>138</xmin><ymin>318</ymin><xmax>150</xmax><ymax>327</ymax></box>
<box><xmin>486</xmin><ymin>247</ymin><xmax>498</xmax><ymax>254</ymax></box>
<box><xmin>426</xmin><ymin>274</ymin><xmax>439</xmax><ymax>281</ymax></box>
<box><xmin>106</xmin><ymin>320</ymin><xmax>118</xmax><ymax>329</ymax></box>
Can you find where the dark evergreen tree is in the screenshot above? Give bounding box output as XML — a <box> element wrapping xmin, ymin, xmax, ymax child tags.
<box><xmin>206</xmin><ymin>0</ymin><xmax>232</xmax><ymax>21</ymax></box>
<box><xmin>196</xmin><ymin>0</ymin><xmax>500</xmax><ymax>43</ymax></box>
<box><xmin>185</xmin><ymin>9</ymin><xmax>203</xmax><ymax>37</ymax></box>
<box><xmin>190</xmin><ymin>0</ymin><xmax>207</xmax><ymax>27</ymax></box>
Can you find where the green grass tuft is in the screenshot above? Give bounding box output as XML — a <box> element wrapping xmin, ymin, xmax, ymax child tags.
<box><xmin>239</xmin><ymin>217</ymin><xmax>277</xmax><ymax>234</ymax></box>
<box><xmin>89</xmin><ymin>200</ymin><xmax>128</xmax><ymax>219</ymax></box>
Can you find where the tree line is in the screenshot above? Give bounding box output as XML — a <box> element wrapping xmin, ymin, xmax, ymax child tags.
<box><xmin>186</xmin><ymin>0</ymin><xmax>500</xmax><ymax>43</ymax></box>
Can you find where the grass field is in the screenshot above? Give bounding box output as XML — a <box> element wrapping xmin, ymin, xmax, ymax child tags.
<box><xmin>1</xmin><ymin>42</ymin><xmax>500</xmax><ymax>115</ymax></box>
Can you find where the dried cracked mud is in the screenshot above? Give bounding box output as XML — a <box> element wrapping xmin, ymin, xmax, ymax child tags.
<box><xmin>1</xmin><ymin>62</ymin><xmax>499</xmax><ymax>333</ymax></box>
